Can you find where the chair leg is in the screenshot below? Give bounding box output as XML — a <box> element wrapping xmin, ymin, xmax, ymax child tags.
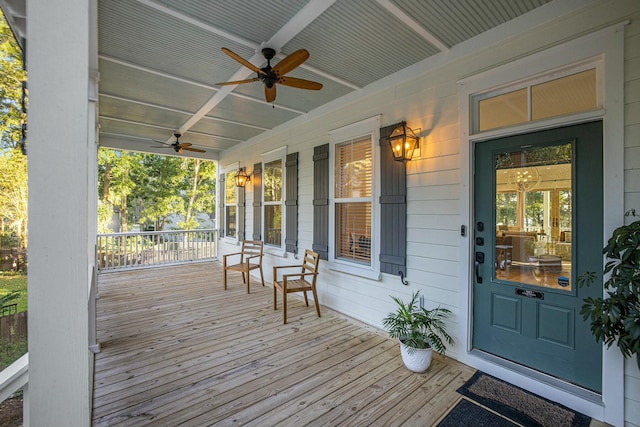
<box><xmin>242</xmin><ymin>272</ymin><xmax>246</xmax><ymax>284</ymax></box>
<box><xmin>303</xmin><ymin>290</ymin><xmax>309</xmax><ymax>306</ymax></box>
<box><xmin>273</xmin><ymin>285</ymin><xmax>277</xmax><ymax>310</ymax></box>
<box><xmin>312</xmin><ymin>287</ymin><xmax>321</xmax><ymax>318</ymax></box>
<box><xmin>223</xmin><ymin>267</ymin><xmax>227</xmax><ymax>290</ymax></box>
<box><xmin>259</xmin><ymin>266</ymin><xmax>265</xmax><ymax>286</ymax></box>
<box><xmin>246</xmin><ymin>268</ymin><xmax>250</xmax><ymax>294</ymax></box>
<box><xmin>283</xmin><ymin>288</ymin><xmax>288</xmax><ymax>324</ymax></box>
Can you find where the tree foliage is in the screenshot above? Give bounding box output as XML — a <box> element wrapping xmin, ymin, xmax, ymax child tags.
<box><xmin>0</xmin><ymin>11</ymin><xmax>27</xmax><ymax>248</ymax></box>
<box><xmin>0</xmin><ymin>10</ymin><xmax>26</xmax><ymax>150</ymax></box>
<box><xmin>98</xmin><ymin>148</ymin><xmax>216</xmax><ymax>232</ymax></box>
<box><xmin>0</xmin><ymin>150</ymin><xmax>27</xmax><ymax>247</ymax></box>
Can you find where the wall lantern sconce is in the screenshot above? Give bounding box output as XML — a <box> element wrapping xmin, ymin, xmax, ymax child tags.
<box><xmin>387</xmin><ymin>121</ymin><xmax>419</xmax><ymax>162</ymax></box>
<box><xmin>235</xmin><ymin>167</ymin><xmax>251</xmax><ymax>188</ymax></box>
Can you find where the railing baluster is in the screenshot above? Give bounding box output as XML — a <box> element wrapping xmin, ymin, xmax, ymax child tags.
<box><xmin>96</xmin><ymin>229</ymin><xmax>217</xmax><ymax>271</ymax></box>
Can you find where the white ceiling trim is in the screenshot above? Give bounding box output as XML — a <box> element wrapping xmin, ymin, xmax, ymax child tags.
<box><xmin>375</xmin><ymin>0</ymin><xmax>449</xmax><ymax>52</ymax></box>
<box><xmin>185</xmin><ymin>129</ymin><xmax>244</xmax><ymax>143</ymax></box>
<box><xmin>100</xmin><ymin>93</ymin><xmax>195</xmax><ymax>116</ymax></box>
<box><xmin>293</xmin><ymin>61</ymin><xmax>361</xmax><ymax>90</ymax></box>
<box><xmin>99</xmin><ymin>54</ymin><xmax>218</xmax><ymax>91</ymax></box>
<box><xmin>228</xmin><ymin>92</ymin><xmax>305</xmax><ymax>115</ymax></box>
<box><xmin>100</xmin><ymin>115</ymin><xmax>175</xmax><ymax>131</ymax></box>
<box><xmin>264</xmin><ymin>0</ymin><xmax>337</xmax><ymax>53</ymax></box>
<box><xmin>200</xmin><ymin>115</ymin><xmax>270</xmax><ymax>132</ymax></box>
<box><xmin>136</xmin><ymin>0</ymin><xmax>258</xmax><ymax>49</ymax></box>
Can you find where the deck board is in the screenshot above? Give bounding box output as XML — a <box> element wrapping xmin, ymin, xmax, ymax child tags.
<box><xmin>92</xmin><ymin>261</ymin><xmax>475</xmax><ymax>426</ymax></box>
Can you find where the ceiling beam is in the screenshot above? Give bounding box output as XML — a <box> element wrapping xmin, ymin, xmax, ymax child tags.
<box><xmin>136</xmin><ymin>0</ymin><xmax>257</xmax><ymax>49</ymax></box>
<box><xmin>99</xmin><ymin>54</ymin><xmax>304</xmax><ymax>116</ymax></box>
<box><xmin>375</xmin><ymin>0</ymin><xmax>449</xmax><ymax>52</ymax></box>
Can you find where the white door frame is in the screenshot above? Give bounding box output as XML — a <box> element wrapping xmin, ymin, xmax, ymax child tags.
<box><xmin>457</xmin><ymin>22</ymin><xmax>626</xmax><ymax>425</ymax></box>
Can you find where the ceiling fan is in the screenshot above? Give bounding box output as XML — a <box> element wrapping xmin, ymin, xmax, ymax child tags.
<box><xmin>154</xmin><ymin>133</ymin><xmax>206</xmax><ymax>154</ymax></box>
<box><xmin>216</xmin><ymin>47</ymin><xmax>323</xmax><ymax>103</ymax></box>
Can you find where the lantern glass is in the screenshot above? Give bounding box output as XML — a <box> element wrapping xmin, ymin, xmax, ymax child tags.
<box><xmin>236</xmin><ymin>168</ymin><xmax>249</xmax><ymax>187</ymax></box>
<box><xmin>387</xmin><ymin>122</ymin><xmax>419</xmax><ymax>162</ymax></box>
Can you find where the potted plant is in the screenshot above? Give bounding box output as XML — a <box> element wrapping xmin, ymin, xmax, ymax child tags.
<box><xmin>578</xmin><ymin>209</ymin><xmax>640</xmax><ymax>369</ymax></box>
<box><xmin>382</xmin><ymin>290</ymin><xmax>453</xmax><ymax>373</ymax></box>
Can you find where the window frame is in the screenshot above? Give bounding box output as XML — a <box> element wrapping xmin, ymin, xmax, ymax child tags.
<box><xmin>221</xmin><ymin>162</ymin><xmax>239</xmax><ymax>242</ymax></box>
<box><xmin>261</xmin><ymin>146</ymin><xmax>287</xmax><ymax>253</ymax></box>
<box><xmin>328</xmin><ymin>116</ymin><xmax>381</xmax><ymax>279</ymax></box>
<box><xmin>470</xmin><ymin>60</ymin><xmax>603</xmax><ymax>134</ymax></box>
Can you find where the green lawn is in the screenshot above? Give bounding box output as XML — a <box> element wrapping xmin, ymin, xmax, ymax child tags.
<box><xmin>0</xmin><ymin>271</ymin><xmax>27</xmax><ymax>313</ymax></box>
<box><xmin>0</xmin><ymin>271</ymin><xmax>27</xmax><ymax>371</ymax></box>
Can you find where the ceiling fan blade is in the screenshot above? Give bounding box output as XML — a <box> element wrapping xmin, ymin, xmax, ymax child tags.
<box><xmin>183</xmin><ymin>147</ymin><xmax>206</xmax><ymax>153</ymax></box>
<box><xmin>272</xmin><ymin>49</ymin><xmax>309</xmax><ymax>77</ymax></box>
<box><xmin>215</xmin><ymin>77</ymin><xmax>260</xmax><ymax>86</ymax></box>
<box><xmin>278</xmin><ymin>76</ymin><xmax>323</xmax><ymax>90</ymax></box>
<box><xmin>221</xmin><ymin>48</ymin><xmax>263</xmax><ymax>75</ymax></box>
<box><xmin>177</xmin><ymin>143</ymin><xmax>192</xmax><ymax>148</ymax></box>
<box><xmin>265</xmin><ymin>85</ymin><xmax>276</xmax><ymax>103</ymax></box>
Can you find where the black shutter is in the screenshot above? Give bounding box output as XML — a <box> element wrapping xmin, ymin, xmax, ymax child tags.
<box><xmin>252</xmin><ymin>162</ymin><xmax>262</xmax><ymax>240</ymax></box>
<box><xmin>219</xmin><ymin>174</ymin><xmax>225</xmax><ymax>238</ymax></box>
<box><xmin>379</xmin><ymin>123</ymin><xmax>407</xmax><ymax>275</ymax></box>
<box><xmin>238</xmin><ymin>184</ymin><xmax>245</xmax><ymax>241</ymax></box>
<box><xmin>285</xmin><ymin>153</ymin><xmax>298</xmax><ymax>253</ymax></box>
<box><xmin>313</xmin><ymin>144</ymin><xmax>329</xmax><ymax>260</ymax></box>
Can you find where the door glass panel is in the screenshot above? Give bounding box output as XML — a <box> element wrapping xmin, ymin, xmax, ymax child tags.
<box><xmin>495</xmin><ymin>143</ymin><xmax>572</xmax><ymax>290</ymax></box>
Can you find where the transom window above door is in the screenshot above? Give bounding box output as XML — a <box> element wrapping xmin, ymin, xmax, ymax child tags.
<box><xmin>472</xmin><ymin>64</ymin><xmax>600</xmax><ymax>134</ymax></box>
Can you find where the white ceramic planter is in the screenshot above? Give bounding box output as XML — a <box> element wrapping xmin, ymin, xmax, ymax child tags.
<box><xmin>399</xmin><ymin>341</ymin><xmax>433</xmax><ymax>373</ymax></box>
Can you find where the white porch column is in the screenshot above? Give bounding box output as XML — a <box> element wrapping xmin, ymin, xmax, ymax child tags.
<box><xmin>27</xmin><ymin>0</ymin><xmax>97</xmax><ymax>425</ymax></box>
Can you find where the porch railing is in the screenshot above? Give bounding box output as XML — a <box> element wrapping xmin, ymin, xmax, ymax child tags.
<box><xmin>97</xmin><ymin>229</ymin><xmax>218</xmax><ymax>271</ymax></box>
<box><xmin>0</xmin><ymin>352</ymin><xmax>28</xmax><ymax>426</ymax></box>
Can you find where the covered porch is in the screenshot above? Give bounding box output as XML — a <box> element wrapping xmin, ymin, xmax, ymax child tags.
<box><xmin>93</xmin><ymin>261</ymin><xmax>474</xmax><ymax>426</ymax></box>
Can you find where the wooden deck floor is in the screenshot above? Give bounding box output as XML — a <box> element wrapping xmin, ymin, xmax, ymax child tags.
<box><xmin>92</xmin><ymin>261</ymin><xmax>475</xmax><ymax>426</ymax></box>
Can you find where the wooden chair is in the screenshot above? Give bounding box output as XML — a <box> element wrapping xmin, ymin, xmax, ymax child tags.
<box><xmin>223</xmin><ymin>240</ymin><xmax>265</xmax><ymax>293</ymax></box>
<box><xmin>273</xmin><ymin>250</ymin><xmax>321</xmax><ymax>324</ymax></box>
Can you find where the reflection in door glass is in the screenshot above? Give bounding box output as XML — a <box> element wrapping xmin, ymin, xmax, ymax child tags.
<box><xmin>494</xmin><ymin>144</ymin><xmax>573</xmax><ymax>290</ymax></box>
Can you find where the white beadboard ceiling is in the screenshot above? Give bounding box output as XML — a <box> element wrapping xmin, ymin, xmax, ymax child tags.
<box><xmin>2</xmin><ymin>0</ymin><xmax>553</xmax><ymax>159</ymax></box>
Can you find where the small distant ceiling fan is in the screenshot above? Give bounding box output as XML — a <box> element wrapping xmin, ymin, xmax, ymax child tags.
<box><xmin>216</xmin><ymin>47</ymin><xmax>323</xmax><ymax>103</ymax></box>
<box><xmin>154</xmin><ymin>133</ymin><xmax>206</xmax><ymax>154</ymax></box>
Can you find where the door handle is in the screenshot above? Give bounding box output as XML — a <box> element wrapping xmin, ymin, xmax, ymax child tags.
<box><xmin>475</xmin><ymin>251</ymin><xmax>485</xmax><ymax>284</ymax></box>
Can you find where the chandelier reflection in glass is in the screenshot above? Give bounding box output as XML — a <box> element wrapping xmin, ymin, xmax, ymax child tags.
<box><xmin>508</xmin><ymin>166</ymin><xmax>540</xmax><ymax>192</ymax></box>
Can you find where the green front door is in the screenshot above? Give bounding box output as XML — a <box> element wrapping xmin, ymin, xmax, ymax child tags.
<box><xmin>473</xmin><ymin>121</ymin><xmax>603</xmax><ymax>392</ymax></box>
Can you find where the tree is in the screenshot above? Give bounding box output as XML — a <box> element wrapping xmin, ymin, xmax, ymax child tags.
<box><xmin>98</xmin><ymin>148</ymin><xmax>216</xmax><ymax>232</ymax></box>
<box><xmin>0</xmin><ymin>11</ymin><xmax>27</xmax><ymax>247</ymax></box>
<box><xmin>180</xmin><ymin>158</ymin><xmax>216</xmax><ymax>230</ymax></box>
<box><xmin>0</xmin><ymin>150</ymin><xmax>28</xmax><ymax>247</ymax></box>
<box><xmin>0</xmin><ymin>10</ymin><xmax>26</xmax><ymax>150</ymax></box>
<box><xmin>98</xmin><ymin>149</ymin><xmax>138</xmax><ymax>232</ymax></box>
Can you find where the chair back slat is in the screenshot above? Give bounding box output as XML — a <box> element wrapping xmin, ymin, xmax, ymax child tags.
<box><xmin>241</xmin><ymin>240</ymin><xmax>263</xmax><ymax>261</ymax></box>
<box><xmin>300</xmin><ymin>250</ymin><xmax>320</xmax><ymax>282</ymax></box>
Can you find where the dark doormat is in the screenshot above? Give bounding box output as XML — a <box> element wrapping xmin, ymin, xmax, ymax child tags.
<box><xmin>437</xmin><ymin>398</ymin><xmax>518</xmax><ymax>427</ymax></box>
<box><xmin>456</xmin><ymin>371</ymin><xmax>591</xmax><ymax>427</ymax></box>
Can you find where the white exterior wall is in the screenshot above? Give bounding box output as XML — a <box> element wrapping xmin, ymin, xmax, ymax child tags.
<box><xmin>218</xmin><ymin>1</ymin><xmax>640</xmax><ymax>425</ymax></box>
<box><xmin>27</xmin><ymin>0</ymin><xmax>97</xmax><ymax>425</ymax></box>
<box><xmin>623</xmin><ymin>5</ymin><xmax>640</xmax><ymax>427</ymax></box>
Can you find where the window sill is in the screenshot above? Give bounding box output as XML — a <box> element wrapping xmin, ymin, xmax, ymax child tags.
<box><xmin>264</xmin><ymin>247</ymin><xmax>287</xmax><ymax>258</ymax></box>
<box><xmin>328</xmin><ymin>261</ymin><xmax>381</xmax><ymax>281</ymax></box>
